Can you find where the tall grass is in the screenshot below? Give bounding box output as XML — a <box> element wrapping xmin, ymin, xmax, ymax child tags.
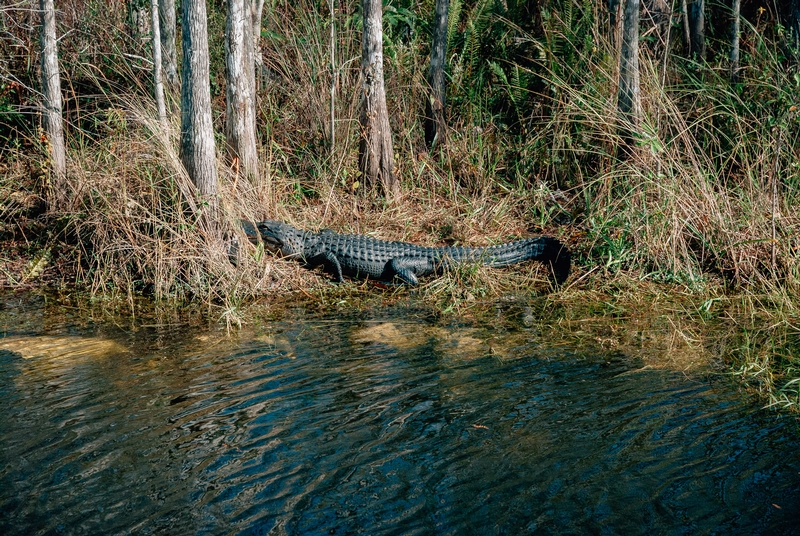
<box><xmin>517</xmin><ymin>10</ymin><xmax>800</xmax><ymax>292</ymax></box>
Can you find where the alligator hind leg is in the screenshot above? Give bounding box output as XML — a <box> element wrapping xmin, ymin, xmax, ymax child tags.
<box><xmin>388</xmin><ymin>257</ymin><xmax>429</xmax><ymax>285</ymax></box>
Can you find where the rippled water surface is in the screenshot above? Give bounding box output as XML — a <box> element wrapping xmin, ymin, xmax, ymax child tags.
<box><xmin>1</xmin><ymin>295</ymin><xmax>799</xmax><ymax>535</ymax></box>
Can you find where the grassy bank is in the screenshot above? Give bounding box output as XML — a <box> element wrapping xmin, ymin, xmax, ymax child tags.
<box><xmin>1</xmin><ymin>0</ymin><xmax>798</xmax><ymax>408</ymax></box>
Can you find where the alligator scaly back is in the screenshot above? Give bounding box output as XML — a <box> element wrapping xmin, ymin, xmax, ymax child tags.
<box><xmin>242</xmin><ymin>220</ymin><xmax>570</xmax><ymax>286</ymax></box>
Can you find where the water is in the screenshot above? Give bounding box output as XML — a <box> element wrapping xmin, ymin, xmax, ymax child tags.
<box><xmin>1</xmin><ymin>295</ymin><xmax>799</xmax><ymax>534</ymax></box>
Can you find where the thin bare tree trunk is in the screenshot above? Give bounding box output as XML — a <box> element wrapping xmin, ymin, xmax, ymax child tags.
<box><xmin>618</xmin><ymin>0</ymin><xmax>641</xmax><ymax>139</ymax></box>
<box><xmin>730</xmin><ymin>0</ymin><xmax>741</xmax><ymax>83</ymax></box>
<box><xmin>425</xmin><ymin>0</ymin><xmax>449</xmax><ymax>150</ymax></box>
<box><xmin>151</xmin><ymin>0</ymin><xmax>167</xmax><ymax>127</ymax></box>
<box><xmin>609</xmin><ymin>0</ymin><xmax>623</xmax><ymax>51</ymax></box>
<box><xmin>180</xmin><ymin>0</ymin><xmax>218</xmax><ymax>220</ymax></box>
<box><xmin>159</xmin><ymin>0</ymin><xmax>178</xmax><ymax>90</ymax></box>
<box><xmin>359</xmin><ymin>0</ymin><xmax>398</xmax><ymax>197</ymax></box>
<box><xmin>40</xmin><ymin>0</ymin><xmax>66</xmax><ymax>204</ymax></box>
<box><xmin>225</xmin><ymin>0</ymin><xmax>259</xmax><ymax>182</ymax></box>
<box><xmin>681</xmin><ymin>0</ymin><xmax>690</xmax><ymax>54</ymax></box>
<box><xmin>253</xmin><ymin>0</ymin><xmax>265</xmax><ymax>90</ymax></box>
<box><xmin>329</xmin><ymin>0</ymin><xmax>335</xmax><ymax>154</ymax></box>
<box><xmin>687</xmin><ymin>0</ymin><xmax>704</xmax><ymax>61</ymax></box>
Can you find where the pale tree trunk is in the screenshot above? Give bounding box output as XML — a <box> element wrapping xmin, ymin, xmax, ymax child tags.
<box><xmin>687</xmin><ymin>0</ymin><xmax>705</xmax><ymax>61</ymax></box>
<box><xmin>618</xmin><ymin>0</ymin><xmax>640</xmax><ymax>151</ymax></box>
<box><xmin>225</xmin><ymin>0</ymin><xmax>259</xmax><ymax>182</ymax></box>
<box><xmin>253</xmin><ymin>0</ymin><xmax>265</xmax><ymax>90</ymax></box>
<box><xmin>159</xmin><ymin>0</ymin><xmax>178</xmax><ymax>90</ymax></box>
<box><xmin>40</xmin><ymin>0</ymin><xmax>66</xmax><ymax>204</ymax></box>
<box><xmin>790</xmin><ymin>0</ymin><xmax>800</xmax><ymax>56</ymax></box>
<box><xmin>730</xmin><ymin>0</ymin><xmax>741</xmax><ymax>83</ymax></box>
<box><xmin>425</xmin><ymin>0</ymin><xmax>448</xmax><ymax>150</ymax></box>
<box><xmin>151</xmin><ymin>0</ymin><xmax>167</xmax><ymax>127</ymax></box>
<box><xmin>180</xmin><ymin>0</ymin><xmax>218</xmax><ymax>221</ymax></box>
<box><xmin>359</xmin><ymin>0</ymin><xmax>398</xmax><ymax>198</ymax></box>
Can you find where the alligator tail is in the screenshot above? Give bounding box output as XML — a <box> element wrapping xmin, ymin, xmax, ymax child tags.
<box><xmin>445</xmin><ymin>237</ymin><xmax>571</xmax><ymax>285</ymax></box>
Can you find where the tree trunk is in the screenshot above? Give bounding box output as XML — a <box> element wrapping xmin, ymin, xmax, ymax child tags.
<box><xmin>730</xmin><ymin>0</ymin><xmax>741</xmax><ymax>83</ymax></box>
<box><xmin>790</xmin><ymin>0</ymin><xmax>800</xmax><ymax>54</ymax></box>
<box><xmin>425</xmin><ymin>0</ymin><xmax>449</xmax><ymax>150</ymax></box>
<box><xmin>609</xmin><ymin>0</ymin><xmax>622</xmax><ymax>51</ymax></box>
<box><xmin>151</xmin><ymin>0</ymin><xmax>168</xmax><ymax>127</ymax></box>
<box><xmin>680</xmin><ymin>0</ymin><xmax>690</xmax><ymax>54</ymax></box>
<box><xmin>40</xmin><ymin>0</ymin><xmax>66</xmax><ymax>204</ymax></box>
<box><xmin>225</xmin><ymin>0</ymin><xmax>260</xmax><ymax>182</ymax></box>
<box><xmin>618</xmin><ymin>0</ymin><xmax>641</xmax><ymax>135</ymax></box>
<box><xmin>253</xmin><ymin>0</ymin><xmax>265</xmax><ymax>90</ymax></box>
<box><xmin>329</xmin><ymin>0</ymin><xmax>335</xmax><ymax>153</ymax></box>
<box><xmin>359</xmin><ymin>0</ymin><xmax>397</xmax><ymax>198</ymax></box>
<box><xmin>180</xmin><ymin>0</ymin><xmax>218</xmax><ymax>220</ymax></box>
<box><xmin>159</xmin><ymin>0</ymin><xmax>178</xmax><ymax>90</ymax></box>
<box><xmin>687</xmin><ymin>0</ymin><xmax>705</xmax><ymax>61</ymax></box>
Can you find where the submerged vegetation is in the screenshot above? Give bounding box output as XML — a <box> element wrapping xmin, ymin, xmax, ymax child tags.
<box><xmin>0</xmin><ymin>0</ymin><xmax>799</xmax><ymax>409</ymax></box>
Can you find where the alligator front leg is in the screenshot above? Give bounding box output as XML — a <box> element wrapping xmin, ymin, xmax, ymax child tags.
<box><xmin>305</xmin><ymin>250</ymin><xmax>345</xmax><ymax>282</ymax></box>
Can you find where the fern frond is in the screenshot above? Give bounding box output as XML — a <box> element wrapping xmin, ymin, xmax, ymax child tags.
<box><xmin>511</xmin><ymin>64</ymin><xmax>523</xmax><ymax>106</ymax></box>
<box><xmin>464</xmin><ymin>0</ymin><xmax>491</xmax><ymax>74</ymax></box>
<box><xmin>447</xmin><ymin>0</ymin><xmax>462</xmax><ymax>50</ymax></box>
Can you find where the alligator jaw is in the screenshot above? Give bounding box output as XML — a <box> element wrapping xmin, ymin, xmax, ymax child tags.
<box><xmin>240</xmin><ymin>220</ymin><xmax>290</xmax><ymax>254</ymax></box>
<box><xmin>240</xmin><ymin>221</ymin><xmax>260</xmax><ymax>243</ymax></box>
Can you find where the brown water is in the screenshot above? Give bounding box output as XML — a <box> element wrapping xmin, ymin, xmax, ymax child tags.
<box><xmin>1</xmin><ymin>293</ymin><xmax>799</xmax><ymax>534</ymax></box>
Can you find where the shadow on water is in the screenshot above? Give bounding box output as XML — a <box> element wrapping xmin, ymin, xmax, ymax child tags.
<box><xmin>1</xmin><ymin>293</ymin><xmax>799</xmax><ymax>534</ymax></box>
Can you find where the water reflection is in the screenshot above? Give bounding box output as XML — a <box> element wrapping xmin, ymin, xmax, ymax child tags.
<box><xmin>1</xmin><ymin>300</ymin><xmax>799</xmax><ymax>534</ymax></box>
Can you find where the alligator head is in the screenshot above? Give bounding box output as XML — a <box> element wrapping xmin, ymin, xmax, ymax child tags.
<box><xmin>241</xmin><ymin>220</ymin><xmax>310</xmax><ymax>258</ymax></box>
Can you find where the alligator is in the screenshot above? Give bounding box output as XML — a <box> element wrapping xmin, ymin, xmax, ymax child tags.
<box><xmin>241</xmin><ymin>220</ymin><xmax>570</xmax><ymax>286</ymax></box>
